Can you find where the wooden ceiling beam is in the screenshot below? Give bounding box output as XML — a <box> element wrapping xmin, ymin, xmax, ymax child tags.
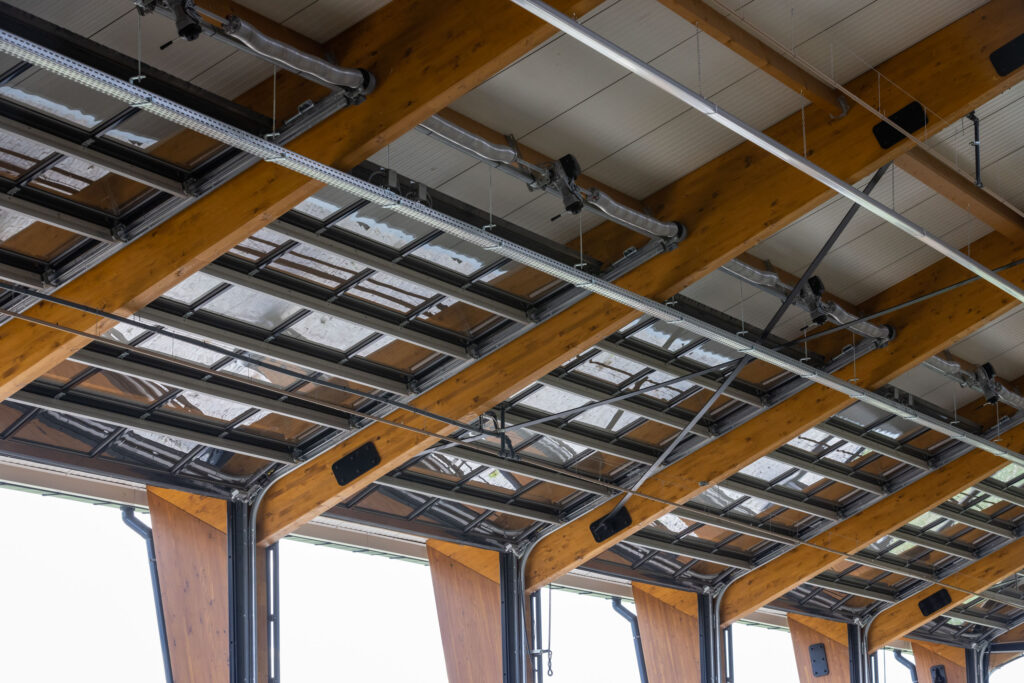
<box><xmin>525</xmin><ymin>224</ymin><xmax>1024</xmax><ymax>593</ymax></box>
<box><xmin>656</xmin><ymin>0</ymin><xmax>846</xmax><ymax>117</ymax></box>
<box><xmin>896</xmin><ymin>147</ymin><xmax>1024</xmax><ymax>243</ymax></box>
<box><xmin>867</xmin><ymin>535</ymin><xmax>1024</xmax><ymax>652</ymax></box>
<box><xmin>718</xmin><ymin>425</ymin><xmax>1016</xmax><ymax>625</ymax></box>
<box><xmin>0</xmin><ymin>0</ymin><xmax>605</xmax><ymax>402</ymax></box>
<box><xmin>660</xmin><ymin>0</ymin><xmax>1024</xmax><ymax>245</ymax></box>
<box><xmin>255</xmin><ymin>0</ymin><xmax>1024</xmax><ymax>548</ymax></box>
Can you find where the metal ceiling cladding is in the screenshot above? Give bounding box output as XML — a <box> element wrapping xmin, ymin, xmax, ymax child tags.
<box><xmin>507</xmin><ymin>0</ymin><xmax>1024</xmax><ymax>307</ymax></box>
<box><xmin>2</xmin><ymin>26</ymin><xmax>1024</xmax><ymax>470</ymax></box>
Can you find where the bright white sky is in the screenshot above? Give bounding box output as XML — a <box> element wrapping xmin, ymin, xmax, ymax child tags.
<box><xmin>0</xmin><ymin>485</ymin><xmax>1022</xmax><ymax>682</ymax></box>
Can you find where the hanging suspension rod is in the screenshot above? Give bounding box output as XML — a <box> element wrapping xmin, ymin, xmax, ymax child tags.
<box><xmin>506</xmin><ymin>0</ymin><xmax>1024</xmax><ymax>307</ymax></box>
<box><xmin>3</xmin><ymin>28</ymin><xmax>1022</xmax><ymax>470</ymax></box>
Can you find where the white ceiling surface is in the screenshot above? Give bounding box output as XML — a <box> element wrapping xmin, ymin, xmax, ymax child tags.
<box><xmin>367</xmin><ymin>0</ymin><xmax>994</xmax><ymax>264</ymax></box>
<box><xmin>11</xmin><ymin>1</ymin><xmax>1024</xmax><ymax>388</ymax></box>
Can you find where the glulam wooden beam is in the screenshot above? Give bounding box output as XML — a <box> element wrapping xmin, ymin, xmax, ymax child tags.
<box><xmin>257</xmin><ymin>0</ymin><xmax>1024</xmax><ymax>548</ymax></box>
<box><xmin>147</xmin><ymin>488</ymin><xmax>229</xmax><ymax>683</ymax></box>
<box><xmin>717</xmin><ymin>399</ymin><xmax>1020</xmax><ymax>625</ymax></box>
<box><xmin>659</xmin><ymin>1</ymin><xmax>1024</xmax><ymax>247</ymax></box>
<box><xmin>0</xmin><ymin>0</ymin><xmax>605</xmax><ymax>403</ymax></box>
<box><xmin>631</xmin><ymin>584</ymin><xmax>702</xmax><ymax>683</ymax></box>
<box><xmin>426</xmin><ymin>541</ymin><xmax>503</xmax><ymax>683</ymax></box>
<box><xmin>787</xmin><ymin>614</ymin><xmax>851</xmax><ymax>683</ymax></box>
<box><xmin>896</xmin><ymin>147</ymin><xmax>1024</xmax><ymax>243</ymax></box>
<box><xmin>526</xmin><ymin>230</ymin><xmax>1024</xmax><ymax>593</ymax></box>
<box><xmin>867</xmin><ymin>535</ymin><xmax>1024</xmax><ymax>652</ymax></box>
<box><xmin>656</xmin><ymin>0</ymin><xmax>845</xmax><ymax>116</ymax></box>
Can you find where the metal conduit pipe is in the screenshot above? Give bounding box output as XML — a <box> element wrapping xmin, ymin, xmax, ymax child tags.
<box><xmin>508</xmin><ymin>0</ymin><xmax>1024</xmax><ymax>308</ymax></box>
<box><xmin>611</xmin><ymin>597</ymin><xmax>650</xmax><ymax>683</ymax></box>
<box><xmin>583</xmin><ymin>188</ymin><xmax>683</xmax><ymax>240</ymax></box>
<box><xmin>722</xmin><ymin>259</ymin><xmax>1024</xmax><ymax>412</ymax></box>
<box><xmin>893</xmin><ymin>649</ymin><xmax>919</xmax><ymax>682</ymax></box>
<box><xmin>221</xmin><ymin>16</ymin><xmax>374</xmax><ymax>93</ymax></box>
<box><xmin>140</xmin><ymin>2</ymin><xmax>374</xmax><ymax>95</ymax></box>
<box><xmin>121</xmin><ymin>506</ymin><xmax>174</xmax><ymax>683</ymax></box>
<box><xmin>9</xmin><ymin>29</ymin><xmax>1024</xmax><ymax>473</ymax></box>
<box><xmin>923</xmin><ymin>356</ymin><xmax>1024</xmax><ymax>413</ymax></box>
<box><xmin>720</xmin><ymin>259</ymin><xmax>893</xmax><ymax>341</ymax></box>
<box><xmin>419</xmin><ymin>115</ymin><xmax>522</xmax><ymax>166</ymax></box>
<box><xmin>418</xmin><ymin>115</ymin><xmax>684</xmax><ymax>241</ymax></box>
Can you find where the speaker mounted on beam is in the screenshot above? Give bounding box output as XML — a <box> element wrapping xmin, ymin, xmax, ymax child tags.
<box><xmin>331</xmin><ymin>441</ymin><xmax>381</xmax><ymax>486</ymax></box>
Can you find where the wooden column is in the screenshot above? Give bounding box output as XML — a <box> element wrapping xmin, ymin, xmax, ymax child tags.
<box><xmin>426</xmin><ymin>540</ymin><xmax>503</xmax><ymax>683</ymax></box>
<box><xmin>631</xmin><ymin>583</ymin><xmax>702</xmax><ymax>683</ymax></box>
<box><xmin>787</xmin><ymin>614</ymin><xmax>851</xmax><ymax>683</ymax></box>
<box><xmin>910</xmin><ymin>640</ymin><xmax>967</xmax><ymax>683</ymax></box>
<box><xmin>147</xmin><ymin>487</ymin><xmax>229</xmax><ymax>683</ymax></box>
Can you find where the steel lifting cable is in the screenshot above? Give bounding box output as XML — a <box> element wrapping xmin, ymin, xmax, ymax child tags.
<box><xmin>516</xmin><ymin>449</ymin><xmax>1024</xmax><ymax>613</ymax></box>
<box><xmin>0</xmin><ymin>284</ymin><xmax>747</xmax><ymax>443</ymax></box>
<box><xmin>779</xmin><ymin>255</ymin><xmax>1024</xmax><ymax>350</ymax></box>
<box><xmin>602</xmin><ymin>164</ymin><xmax>891</xmax><ymax>519</ymax></box>
<box><xmin>1</xmin><ymin>273</ymin><xmax>798</xmax><ymax>445</ymax></box>
<box><xmin>0</xmin><ymin>304</ymin><xmax>507</xmax><ymax>454</ymax></box>
<box><xmin>0</xmin><ymin>281</ymin><xmax>497</xmax><ymax>438</ymax></box>
<box><xmin>1</xmin><ymin>301</ymin><xmax>1017</xmax><ymax>614</ymax></box>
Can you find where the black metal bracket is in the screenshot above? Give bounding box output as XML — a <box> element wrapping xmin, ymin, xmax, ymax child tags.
<box><xmin>930</xmin><ymin>664</ymin><xmax>947</xmax><ymax>683</ymax></box>
<box><xmin>590</xmin><ymin>505</ymin><xmax>632</xmax><ymax>543</ymax></box>
<box><xmin>918</xmin><ymin>588</ymin><xmax>952</xmax><ymax>616</ymax></box>
<box><xmin>990</xmin><ymin>33</ymin><xmax>1024</xmax><ymax>77</ymax></box>
<box><xmin>872</xmin><ymin>101</ymin><xmax>927</xmax><ymax>149</ymax></box>
<box><xmin>809</xmin><ymin>642</ymin><xmax>830</xmax><ymax>677</ymax></box>
<box><xmin>331</xmin><ymin>441</ymin><xmax>381</xmax><ymax>486</ymax></box>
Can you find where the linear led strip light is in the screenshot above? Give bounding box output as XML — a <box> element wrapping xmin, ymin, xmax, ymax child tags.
<box><xmin>2</xmin><ymin>29</ymin><xmax>1022</xmax><ymax>468</ymax></box>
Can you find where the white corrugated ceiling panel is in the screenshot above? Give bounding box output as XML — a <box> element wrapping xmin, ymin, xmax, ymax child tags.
<box><xmin>92</xmin><ymin>11</ymin><xmax>238</xmax><ymax>83</ymax></box>
<box><xmin>950</xmin><ymin>308</ymin><xmax>1024</xmax><ymax>381</ymax></box>
<box><xmin>517</xmin><ymin>20</ymin><xmax>754</xmax><ymax>170</ymax></box>
<box><xmin>276</xmin><ymin>0</ymin><xmax>390</xmax><ymax>43</ymax></box>
<box><xmin>4</xmin><ymin>0</ymin><xmax>131</xmax><ymax>37</ymax></box>
<box><xmin>190</xmin><ymin>50</ymin><xmax>274</xmax><ymax>100</ymax></box>
<box><xmin>451</xmin><ymin>0</ymin><xmax>692</xmax><ymax>140</ymax></box>
<box><xmin>585</xmin><ymin>66</ymin><xmax>806</xmax><ymax>198</ymax></box>
<box><xmin>730</xmin><ymin>0</ymin><xmax>987</xmax><ymax>94</ymax></box>
<box><xmin>888</xmin><ymin>364</ymin><xmax>982</xmax><ymax>414</ymax></box>
<box><xmin>235</xmin><ymin>0</ymin><xmax>318</xmax><ymax>25</ymax></box>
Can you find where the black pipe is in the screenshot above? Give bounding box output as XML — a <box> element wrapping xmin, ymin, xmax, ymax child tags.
<box><xmin>967</xmin><ymin>111</ymin><xmax>982</xmax><ymax>188</ymax></box>
<box><xmin>611</xmin><ymin>598</ymin><xmax>649</xmax><ymax>683</ymax></box>
<box><xmin>499</xmin><ymin>552</ymin><xmax>527</xmax><ymax>682</ymax></box>
<box><xmin>227</xmin><ymin>500</ymin><xmax>255</xmax><ymax>683</ymax></box>
<box><xmin>894</xmin><ymin>650</ymin><xmax>919</xmax><ymax>683</ymax></box>
<box><xmin>121</xmin><ymin>506</ymin><xmax>173</xmax><ymax>683</ymax></box>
